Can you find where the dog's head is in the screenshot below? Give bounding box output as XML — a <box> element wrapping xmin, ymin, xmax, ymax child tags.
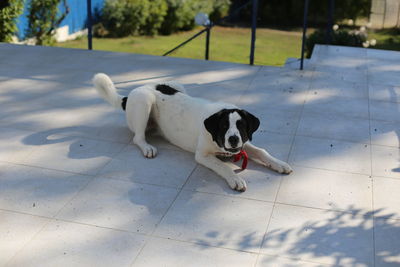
<box><xmin>204</xmin><ymin>109</ymin><xmax>260</xmax><ymax>154</ymax></box>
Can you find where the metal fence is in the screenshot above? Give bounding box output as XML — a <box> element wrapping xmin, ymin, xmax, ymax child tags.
<box><xmin>85</xmin><ymin>0</ymin><xmax>337</xmax><ymax>70</ymax></box>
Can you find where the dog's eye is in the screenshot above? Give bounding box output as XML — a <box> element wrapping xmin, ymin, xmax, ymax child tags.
<box><xmin>222</xmin><ymin>122</ymin><xmax>229</xmax><ymax>129</ymax></box>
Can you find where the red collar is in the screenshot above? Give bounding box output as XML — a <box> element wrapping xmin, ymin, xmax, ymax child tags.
<box><xmin>233</xmin><ymin>150</ymin><xmax>248</xmax><ymax>170</ymax></box>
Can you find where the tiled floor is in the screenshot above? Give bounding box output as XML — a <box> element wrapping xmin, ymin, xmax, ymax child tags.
<box><xmin>1</xmin><ymin>43</ymin><xmax>400</xmax><ymax>266</ymax></box>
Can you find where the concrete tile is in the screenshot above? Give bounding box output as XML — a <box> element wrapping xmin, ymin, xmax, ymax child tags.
<box><xmin>318</xmin><ymin>45</ymin><xmax>368</xmax><ymax>58</ymax></box>
<box><xmin>374</xmin><ymin>218</ymin><xmax>400</xmax><ymax>267</ymax></box>
<box><xmin>184</xmin><ymin>162</ymin><xmax>282</xmax><ymax>202</ymax></box>
<box><xmin>252</xmin><ymin>131</ymin><xmax>294</xmax><ymax>162</ymax></box>
<box><xmin>373</xmin><ymin>177</ymin><xmax>400</xmax><ymax>221</ymax></box>
<box><xmin>0</xmin><ymin>210</ymin><xmax>50</xmax><ymax>266</ymax></box>
<box><xmin>56</xmin><ymin>178</ymin><xmax>179</xmax><ymax>234</ymax></box>
<box><xmin>21</xmin><ymin>66</ymin><xmax>95</xmax><ymax>85</ymax></box>
<box><xmin>133</xmin><ymin>237</ymin><xmax>257</xmax><ymax>267</ymax></box>
<box><xmin>256</xmin><ymin>255</ymin><xmax>331</xmax><ymax>267</ymax></box>
<box><xmin>315</xmin><ymin>57</ymin><xmax>368</xmax><ymax>73</ymax></box>
<box><xmin>155</xmin><ymin>191</ymin><xmax>273</xmax><ymax>252</ymax></box>
<box><xmin>146</xmin><ymin>134</ymin><xmax>182</xmax><ymax>151</ymax></box>
<box><xmin>261</xmin><ymin>204</ymin><xmax>374</xmax><ymax>266</ymax></box>
<box><xmin>367</xmin><ymin>48</ymin><xmax>400</xmax><ymax>61</ymax></box>
<box><xmin>297</xmin><ymin>112</ymin><xmax>370</xmax><ymax>143</ymax></box>
<box><xmin>369</xmin><ymin>84</ymin><xmax>400</xmax><ymax>103</ymax></box>
<box><xmin>34</xmin><ymin>84</ymin><xmax>106</xmax><ymax>109</ymax></box>
<box><xmin>1</xmin><ymin>105</ymin><xmax>113</xmax><ymax>130</ymax></box>
<box><xmin>9</xmin><ymin>220</ymin><xmax>147</xmax><ymax>267</ymax></box>
<box><xmin>0</xmin><ymin>126</ymin><xmax>48</xmax><ymax>164</ymax></box>
<box><xmin>370</xmin><ymin>100</ymin><xmax>400</xmax><ymax>122</ymax></box>
<box><xmin>0</xmin><ymin>162</ymin><xmax>91</xmax><ymax>217</ymax></box>
<box><xmin>0</xmin><ymin>78</ymin><xmax>61</xmax><ymax>105</ymax></box>
<box><xmin>312</xmin><ymin>69</ymin><xmax>368</xmax><ymax>85</ymax></box>
<box><xmin>310</xmin><ymin>77</ymin><xmax>368</xmax><ymax>99</ymax></box>
<box><xmin>98</xmin><ymin>145</ymin><xmax>197</xmax><ymax>188</ymax></box>
<box><xmin>369</xmin><ymin>73</ymin><xmax>400</xmax><ymax>88</ymax></box>
<box><xmin>252</xmin><ymin>108</ymin><xmax>301</xmax><ymax>135</ymax></box>
<box><xmin>371</xmin><ymin>145</ymin><xmax>400</xmax><ymax>179</ymax></box>
<box><xmin>251</xmin><ymin>68</ymin><xmax>312</xmax><ymax>93</ymax></box>
<box><xmin>370</xmin><ymin>120</ymin><xmax>400</xmax><ymax>147</ymax></box>
<box><xmin>239</xmin><ymin>86</ymin><xmax>307</xmax><ymax>113</ymax></box>
<box><xmin>289</xmin><ymin>136</ymin><xmax>371</xmax><ymax>175</ymax></box>
<box><xmin>277</xmin><ymin>166</ymin><xmax>373</xmax><ymax>212</ymax></box>
<box><xmin>304</xmin><ymin>94</ymin><xmax>369</xmax><ymax>120</ymax></box>
<box><xmin>185</xmin><ymin>80</ymin><xmax>248</xmax><ymax>104</ymax></box>
<box><xmin>20</xmin><ymin>135</ymin><xmax>126</xmax><ymax>175</ymax></box>
<box><xmin>176</xmin><ymin>66</ymin><xmax>260</xmax><ymax>85</ymax></box>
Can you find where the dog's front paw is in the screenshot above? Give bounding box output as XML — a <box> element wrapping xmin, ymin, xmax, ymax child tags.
<box><xmin>141</xmin><ymin>144</ymin><xmax>158</xmax><ymax>158</ymax></box>
<box><xmin>275</xmin><ymin>161</ymin><xmax>293</xmax><ymax>174</ymax></box>
<box><xmin>227</xmin><ymin>176</ymin><xmax>247</xmax><ymax>192</ymax></box>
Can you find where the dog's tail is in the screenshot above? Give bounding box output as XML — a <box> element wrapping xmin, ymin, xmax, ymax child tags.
<box><xmin>93</xmin><ymin>73</ymin><xmax>125</xmax><ymax>110</ymax></box>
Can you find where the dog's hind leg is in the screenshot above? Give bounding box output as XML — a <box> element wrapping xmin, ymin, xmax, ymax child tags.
<box><xmin>126</xmin><ymin>88</ymin><xmax>158</xmax><ymax>158</ymax></box>
<box><xmin>244</xmin><ymin>142</ymin><xmax>292</xmax><ymax>174</ymax></box>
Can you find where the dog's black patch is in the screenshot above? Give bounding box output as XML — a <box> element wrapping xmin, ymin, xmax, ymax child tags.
<box><xmin>156</xmin><ymin>84</ymin><xmax>179</xmax><ymax>95</ymax></box>
<box><xmin>121</xmin><ymin>97</ymin><xmax>128</xmax><ymax>111</ymax></box>
<box><xmin>236</xmin><ymin>109</ymin><xmax>260</xmax><ymax>142</ymax></box>
<box><xmin>204</xmin><ymin>109</ymin><xmax>260</xmax><ymax>150</ymax></box>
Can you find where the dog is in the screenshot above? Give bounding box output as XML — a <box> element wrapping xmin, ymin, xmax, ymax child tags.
<box><xmin>93</xmin><ymin>73</ymin><xmax>292</xmax><ymax>192</ymax></box>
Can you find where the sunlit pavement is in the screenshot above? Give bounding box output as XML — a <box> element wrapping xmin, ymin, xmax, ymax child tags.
<box><xmin>1</xmin><ymin>43</ymin><xmax>400</xmax><ymax>266</ymax></box>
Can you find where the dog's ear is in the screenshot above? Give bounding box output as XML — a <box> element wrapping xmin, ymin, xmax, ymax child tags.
<box><xmin>239</xmin><ymin>110</ymin><xmax>260</xmax><ymax>141</ymax></box>
<box><xmin>204</xmin><ymin>110</ymin><xmax>224</xmax><ymax>142</ymax></box>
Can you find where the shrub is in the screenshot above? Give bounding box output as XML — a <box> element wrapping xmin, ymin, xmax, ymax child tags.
<box><xmin>99</xmin><ymin>0</ymin><xmax>232</xmax><ymax>36</ymax></box>
<box><xmin>25</xmin><ymin>0</ymin><xmax>69</xmax><ymax>45</ymax></box>
<box><xmin>140</xmin><ymin>0</ymin><xmax>168</xmax><ymax>36</ymax></box>
<box><xmin>102</xmin><ymin>0</ymin><xmax>149</xmax><ymax>37</ymax></box>
<box><xmin>160</xmin><ymin>0</ymin><xmax>214</xmax><ymax>35</ymax></box>
<box><xmin>306</xmin><ymin>28</ymin><xmax>367</xmax><ymax>58</ymax></box>
<box><xmin>232</xmin><ymin>0</ymin><xmax>371</xmax><ymax>27</ymax></box>
<box><xmin>0</xmin><ymin>0</ymin><xmax>24</xmax><ymax>42</ymax></box>
<box><xmin>210</xmin><ymin>0</ymin><xmax>231</xmax><ymax>22</ymax></box>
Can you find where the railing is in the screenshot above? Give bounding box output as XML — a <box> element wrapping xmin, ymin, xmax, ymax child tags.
<box><xmin>300</xmin><ymin>0</ymin><xmax>335</xmax><ymax>70</ymax></box>
<box><xmin>86</xmin><ymin>0</ymin><xmax>336</xmax><ymax>70</ymax></box>
<box><xmin>161</xmin><ymin>0</ymin><xmax>259</xmax><ymax>65</ymax></box>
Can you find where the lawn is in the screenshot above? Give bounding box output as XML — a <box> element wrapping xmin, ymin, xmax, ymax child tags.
<box><xmin>55</xmin><ymin>26</ymin><xmax>400</xmax><ymax>66</ymax></box>
<box><xmin>55</xmin><ymin>26</ymin><xmax>303</xmax><ymax>66</ymax></box>
<box><xmin>369</xmin><ymin>28</ymin><xmax>400</xmax><ymax>51</ymax></box>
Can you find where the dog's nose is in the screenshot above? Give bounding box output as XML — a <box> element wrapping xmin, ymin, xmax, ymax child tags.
<box><xmin>228</xmin><ymin>135</ymin><xmax>239</xmax><ymax>148</ymax></box>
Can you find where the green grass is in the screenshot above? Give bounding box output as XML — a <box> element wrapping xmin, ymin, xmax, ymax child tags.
<box><xmin>369</xmin><ymin>28</ymin><xmax>400</xmax><ymax>51</ymax></box>
<box><xmin>56</xmin><ymin>26</ymin><xmax>303</xmax><ymax>66</ymax></box>
<box><xmin>55</xmin><ymin>26</ymin><xmax>400</xmax><ymax>66</ymax></box>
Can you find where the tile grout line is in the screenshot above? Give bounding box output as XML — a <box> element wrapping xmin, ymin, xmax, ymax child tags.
<box><xmin>128</xmin><ymin>163</ymin><xmax>200</xmax><ymax>267</ymax></box>
<box><xmin>0</xmin><ymin>160</ymin><xmax>95</xmax><ymax>178</ymax></box>
<box><xmin>4</xmin><ymin>170</ymin><xmax>101</xmax><ymax>266</ymax></box>
<box><xmin>3</xmin><ymin>142</ymin><xmax>129</xmax><ymax>265</ymax></box>
<box><xmin>366</xmin><ymin>52</ymin><xmax>377</xmax><ymax>267</ymax></box>
<box><xmin>0</xmin><ymin>206</ymin><xmax>357</xmax><ymax>267</ymax></box>
<box><xmin>235</xmin><ymin>65</ymin><xmax>264</xmax><ymax>104</ymax></box>
<box><xmin>253</xmin><ymin>66</ymin><xmax>317</xmax><ymax>267</ymax></box>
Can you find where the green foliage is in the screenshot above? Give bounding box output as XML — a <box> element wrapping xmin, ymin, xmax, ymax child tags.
<box><xmin>140</xmin><ymin>0</ymin><xmax>168</xmax><ymax>36</ymax></box>
<box><xmin>99</xmin><ymin>0</ymin><xmax>232</xmax><ymax>37</ymax></box>
<box><xmin>306</xmin><ymin>28</ymin><xmax>367</xmax><ymax>58</ymax></box>
<box><xmin>102</xmin><ymin>0</ymin><xmax>149</xmax><ymax>37</ymax></box>
<box><xmin>234</xmin><ymin>0</ymin><xmax>371</xmax><ymax>27</ymax></box>
<box><xmin>160</xmin><ymin>0</ymin><xmax>214</xmax><ymax>35</ymax></box>
<box><xmin>0</xmin><ymin>0</ymin><xmax>24</xmax><ymax>42</ymax></box>
<box><xmin>210</xmin><ymin>0</ymin><xmax>231</xmax><ymax>22</ymax></box>
<box><xmin>26</xmin><ymin>0</ymin><xmax>69</xmax><ymax>45</ymax></box>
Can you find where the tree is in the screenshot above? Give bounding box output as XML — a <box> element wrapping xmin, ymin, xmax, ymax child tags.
<box><xmin>25</xmin><ymin>0</ymin><xmax>69</xmax><ymax>45</ymax></box>
<box><xmin>0</xmin><ymin>0</ymin><xmax>24</xmax><ymax>42</ymax></box>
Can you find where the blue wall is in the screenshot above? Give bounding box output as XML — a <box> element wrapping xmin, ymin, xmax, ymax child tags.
<box><xmin>17</xmin><ymin>0</ymin><xmax>104</xmax><ymax>40</ymax></box>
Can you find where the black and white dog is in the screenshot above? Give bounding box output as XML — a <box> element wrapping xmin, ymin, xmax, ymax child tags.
<box><xmin>93</xmin><ymin>73</ymin><xmax>292</xmax><ymax>192</ymax></box>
